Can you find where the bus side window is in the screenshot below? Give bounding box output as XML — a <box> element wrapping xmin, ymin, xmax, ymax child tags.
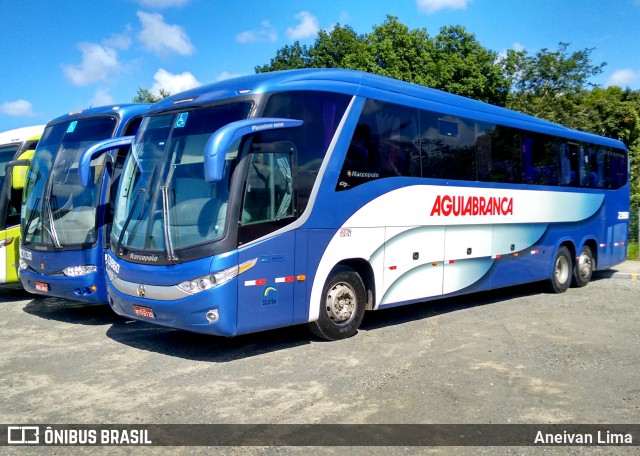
<box><xmin>337</xmin><ymin>99</ymin><xmax>419</xmax><ymax>190</ymax></box>
<box><xmin>241</xmin><ymin>142</ymin><xmax>295</xmax><ymax>226</ymax></box>
<box><xmin>559</xmin><ymin>143</ymin><xmax>580</xmax><ymax>186</ymax></box>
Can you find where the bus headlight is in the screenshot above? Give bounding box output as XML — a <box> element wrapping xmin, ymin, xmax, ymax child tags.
<box><xmin>177</xmin><ymin>265</ymin><xmax>239</xmax><ymax>294</ymax></box>
<box><xmin>176</xmin><ymin>258</ymin><xmax>257</xmax><ymax>295</ymax></box>
<box><xmin>63</xmin><ymin>265</ymin><xmax>98</xmax><ymax>277</ymax></box>
<box><xmin>19</xmin><ymin>259</ymin><xmax>28</xmax><ymax>270</ymax></box>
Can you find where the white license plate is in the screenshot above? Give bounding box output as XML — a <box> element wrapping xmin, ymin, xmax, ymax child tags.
<box><xmin>35</xmin><ymin>281</ymin><xmax>49</xmax><ymax>292</ymax></box>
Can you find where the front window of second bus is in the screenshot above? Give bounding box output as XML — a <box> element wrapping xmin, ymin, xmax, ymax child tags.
<box><xmin>22</xmin><ymin>116</ymin><xmax>117</xmax><ymax>247</ymax></box>
<box><xmin>112</xmin><ymin>102</ymin><xmax>252</xmax><ymax>256</ymax></box>
<box><xmin>0</xmin><ymin>143</ymin><xmax>20</xmax><ymax>186</ymax></box>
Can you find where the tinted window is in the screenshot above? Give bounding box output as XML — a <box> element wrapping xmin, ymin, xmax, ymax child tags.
<box><xmin>421</xmin><ymin>111</ymin><xmax>476</xmax><ymax>181</ymax></box>
<box><xmin>337</xmin><ymin>99</ymin><xmax>420</xmax><ymax>190</ymax></box>
<box><xmin>333</xmin><ymin>99</ymin><xmax>627</xmax><ymax>191</ymax></box>
<box><xmin>521</xmin><ymin>134</ymin><xmax>557</xmax><ymax>186</ymax></box>
<box><xmin>263</xmin><ymin>91</ymin><xmax>350</xmax><ymax>211</ymax></box>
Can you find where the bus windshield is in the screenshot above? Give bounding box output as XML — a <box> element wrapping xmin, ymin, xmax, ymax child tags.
<box><xmin>22</xmin><ymin>116</ymin><xmax>117</xmax><ymax>247</ymax></box>
<box><xmin>112</xmin><ymin>102</ymin><xmax>253</xmax><ymax>255</ymax></box>
<box><xmin>0</xmin><ymin>144</ymin><xmax>20</xmax><ymax>183</ymax></box>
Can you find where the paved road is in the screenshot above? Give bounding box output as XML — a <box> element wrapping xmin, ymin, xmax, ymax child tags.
<box><xmin>1</xmin><ymin>273</ymin><xmax>639</xmax><ymax>455</ymax></box>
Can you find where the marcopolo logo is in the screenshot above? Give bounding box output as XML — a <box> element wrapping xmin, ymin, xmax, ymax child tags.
<box><xmin>129</xmin><ymin>253</ymin><xmax>159</xmax><ymax>263</ymax></box>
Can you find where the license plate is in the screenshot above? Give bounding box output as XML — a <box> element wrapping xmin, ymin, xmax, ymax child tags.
<box><xmin>133</xmin><ymin>305</ymin><xmax>155</xmax><ymax>319</ymax></box>
<box><xmin>35</xmin><ymin>281</ymin><xmax>49</xmax><ymax>292</ymax></box>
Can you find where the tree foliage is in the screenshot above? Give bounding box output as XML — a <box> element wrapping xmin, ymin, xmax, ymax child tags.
<box><xmin>256</xmin><ymin>16</ymin><xmax>508</xmax><ymax>104</ymax></box>
<box><xmin>132</xmin><ymin>86</ymin><xmax>170</xmax><ymax>103</ymax></box>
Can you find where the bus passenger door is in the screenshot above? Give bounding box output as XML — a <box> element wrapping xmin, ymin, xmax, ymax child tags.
<box><xmin>236</xmin><ymin>144</ymin><xmax>298</xmax><ymax>334</ymax></box>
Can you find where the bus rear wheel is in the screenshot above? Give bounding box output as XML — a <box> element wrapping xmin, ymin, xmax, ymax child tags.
<box><xmin>309</xmin><ymin>267</ymin><xmax>366</xmax><ymax>341</ymax></box>
<box><xmin>573</xmin><ymin>245</ymin><xmax>594</xmax><ymax>288</ymax></box>
<box><xmin>548</xmin><ymin>246</ymin><xmax>572</xmax><ymax>293</ymax></box>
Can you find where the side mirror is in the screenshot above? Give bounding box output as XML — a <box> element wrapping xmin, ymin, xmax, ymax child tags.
<box><xmin>79</xmin><ymin>136</ymin><xmax>134</xmax><ymax>186</ymax></box>
<box><xmin>204</xmin><ymin>118</ymin><xmax>303</xmax><ymax>182</ymax></box>
<box><xmin>6</xmin><ymin>159</ymin><xmax>31</xmax><ymax>190</ymax></box>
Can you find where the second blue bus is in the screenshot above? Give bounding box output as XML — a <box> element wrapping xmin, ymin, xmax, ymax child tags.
<box><xmin>19</xmin><ymin>104</ymin><xmax>150</xmax><ymax>303</ymax></box>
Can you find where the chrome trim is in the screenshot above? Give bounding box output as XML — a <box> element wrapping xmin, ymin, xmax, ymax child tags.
<box><xmin>110</xmin><ymin>276</ymin><xmax>191</xmax><ymax>301</ymax></box>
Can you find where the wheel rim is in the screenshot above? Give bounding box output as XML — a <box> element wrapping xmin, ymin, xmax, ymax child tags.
<box><xmin>555</xmin><ymin>255</ymin><xmax>570</xmax><ymax>284</ymax></box>
<box><xmin>325</xmin><ymin>282</ymin><xmax>357</xmax><ymax>324</ymax></box>
<box><xmin>577</xmin><ymin>252</ymin><xmax>592</xmax><ymax>279</ymax></box>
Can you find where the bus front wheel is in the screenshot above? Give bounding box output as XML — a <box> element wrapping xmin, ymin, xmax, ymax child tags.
<box><xmin>548</xmin><ymin>246</ymin><xmax>572</xmax><ymax>293</ymax></box>
<box><xmin>573</xmin><ymin>245</ymin><xmax>594</xmax><ymax>288</ymax></box>
<box><xmin>309</xmin><ymin>267</ymin><xmax>366</xmax><ymax>341</ymax></box>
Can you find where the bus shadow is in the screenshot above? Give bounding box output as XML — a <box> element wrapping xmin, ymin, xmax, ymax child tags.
<box><xmin>0</xmin><ymin>285</ymin><xmax>33</xmax><ymax>303</ymax></box>
<box><xmin>23</xmin><ymin>297</ymin><xmax>125</xmax><ymax>326</ymax></box>
<box><xmin>360</xmin><ymin>281</ymin><xmax>544</xmax><ymax>333</ymax></box>
<box><xmin>104</xmin><ymin>282</ymin><xmax>545</xmax><ymax>362</ymax></box>
<box><xmin>105</xmin><ymin>318</ymin><xmax>311</xmax><ymax>362</ymax></box>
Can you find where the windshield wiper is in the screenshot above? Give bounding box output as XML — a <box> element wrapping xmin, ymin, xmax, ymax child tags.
<box><xmin>43</xmin><ymin>175</ymin><xmax>62</xmax><ymax>248</ymax></box>
<box><xmin>161</xmin><ymin>185</ymin><xmax>177</xmax><ymax>262</ymax></box>
<box><xmin>23</xmin><ymin>197</ymin><xmax>41</xmax><ymax>241</ymax></box>
<box><xmin>114</xmin><ymin>165</ymin><xmax>158</xmax><ymax>255</ymax></box>
<box><xmin>45</xmin><ymin>194</ymin><xmax>62</xmax><ymax>248</ymax></box>
<box><xmin>114</xmin><ymin>187</ymin><xmax>145</xmax><ymax>255</ymax></box>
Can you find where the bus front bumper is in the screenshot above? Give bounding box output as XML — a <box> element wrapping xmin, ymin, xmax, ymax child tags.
<box><xmin>106</xmin><ymin>277</ymin><xmax>239</xmax><ymax>337</ymax></box>
<box><xmin>19</xmin><ymin>268</ymin><xmax>108</xmax><ymax>304</ymax></box>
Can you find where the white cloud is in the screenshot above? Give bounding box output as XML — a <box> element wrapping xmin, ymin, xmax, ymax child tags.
<box><xmin>150</xmin><ymin>68</ymin><xmax>200</xmax><ymax>96</ymax></box>
<box><xmin>236</xmin><ymin>20</ymin><xmax>278</xmax><ymax>43</ymax></box>
<box><xmin>605</xmin><ymin>69</ymin><xmax>639</xmax><ymax>88</ymax></box>
<box><xmin>62</xmin><ymin>42</ymin><xmax>121</xmax><ymax>86</ymax></box>
<box><xmin>0</xmin><ymin>99</ymin><xmax>35</xmax><ymax>117</ymax></box>
<box><xmin>417</xmin><ymin>0</ymin><xmax>471</xmax><ymax>14</ymax></box>
<box><xmin>103</xmin><ymin>29</ymin><xmax>132</xmax><ymax>50</ymax></box>
<box><xmin>512</xmin><ymin>42</ymin><xmax>526</xmax><ymax>52</ymax></box>
<box><xmin>136</xmin><ymin>0</ymin><xmax>190</xmax><ymax>8</ymax></box>
<box><xmin>137</xmin><ymin>11</ymin><xmax>195</xmax><ymax>57</ymax></box>
<box><xmin>215</xmin><ymin>71</ymin><xmax>244</xmax><ymax>82</ymax></box>
<box><xmin>286</xmin><ymin>11</ymin><xmax>320</xmax><ymax>40</ymax></box>
<box><xmin>89</xmin><ymin>88</ymin><xmax>115</xmax><ymax>107</ymax></box>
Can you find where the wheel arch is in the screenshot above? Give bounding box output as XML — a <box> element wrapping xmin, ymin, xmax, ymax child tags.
<box><xmin>581</xmin><ymin>237</ymin><xmax>599</xmax><ymax>270</ymax></box>
<box><xmin>330</xmin><ymin>258</ymin><xmax>376</xmax><ymax>311</ymax></box>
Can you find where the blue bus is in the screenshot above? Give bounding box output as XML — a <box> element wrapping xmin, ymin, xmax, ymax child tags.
<box><xmin>19</xmin><ymin>104</ymin><xmax>150</xmax><ymax>303</ymax></box>
<box><xmin>86</xmin><ymin>69</ymin><xmax>628</xmax><ymax>339</ymax></box>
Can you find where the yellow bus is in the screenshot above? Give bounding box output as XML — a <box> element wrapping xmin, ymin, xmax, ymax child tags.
<box><xmin>0</xmin><ymin>125</ymin><xmax>44</xmax><ymax>285</ymax></box>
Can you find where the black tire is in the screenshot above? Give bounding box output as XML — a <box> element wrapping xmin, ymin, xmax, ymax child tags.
<box><xmin>548</xmin><ymin>246</ymin><xmax>572</xmax><ymax>293</ymax></box>
<box><xmin>308</xmin><ymin>267</ymin><xmax>366</xmax><ymax>341</ymax></box>
<box><xmin>573</xmin><ymin>245</ymin><xmax>594</xmax><ymax>288</ymax></box>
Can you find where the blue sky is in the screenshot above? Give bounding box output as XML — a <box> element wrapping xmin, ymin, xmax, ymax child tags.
<box><xmin>2</xmin><ymin>0</ymin><xmax>640</xmax><ymax>131</ymax></box>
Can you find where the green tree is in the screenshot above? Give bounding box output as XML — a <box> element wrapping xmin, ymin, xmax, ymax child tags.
<box><xmin>255</xmin><ymin>42</ymin><xmax>311</xmax><ymax>73</ymax></box>
<box><xmin>132</xmin><ymin>86</ymin><xmax>170</xmax><ymax>103</ymax></box>
<box><xmin>255</xmin><ymin>15</ymin><xmax>508</xmax><ymax>104</ymax></box>
<box><xmin>430</xmin><ymin>26</ymin><xmax>506</xmax><ymax>104</ymax></box>
<box><xmin>503</xmin><ymin>43</ymin><xmax>606</xmax><ymax>124</ymax></box>
<box><xmin>309</xmin><ymin>24</ymin><xmax>370</xmax><ymax>70</ymax></box>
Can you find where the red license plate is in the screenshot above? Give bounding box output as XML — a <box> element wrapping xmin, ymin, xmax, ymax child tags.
<box><xmin>35</xmin><ymin>281</ymin><xmax>49</xmax><ymax>292</ymax></box>
<box><xmin>133</xmin><ymin>305</ymin><xmax>155</xmax><ymax>319</ymax></box>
